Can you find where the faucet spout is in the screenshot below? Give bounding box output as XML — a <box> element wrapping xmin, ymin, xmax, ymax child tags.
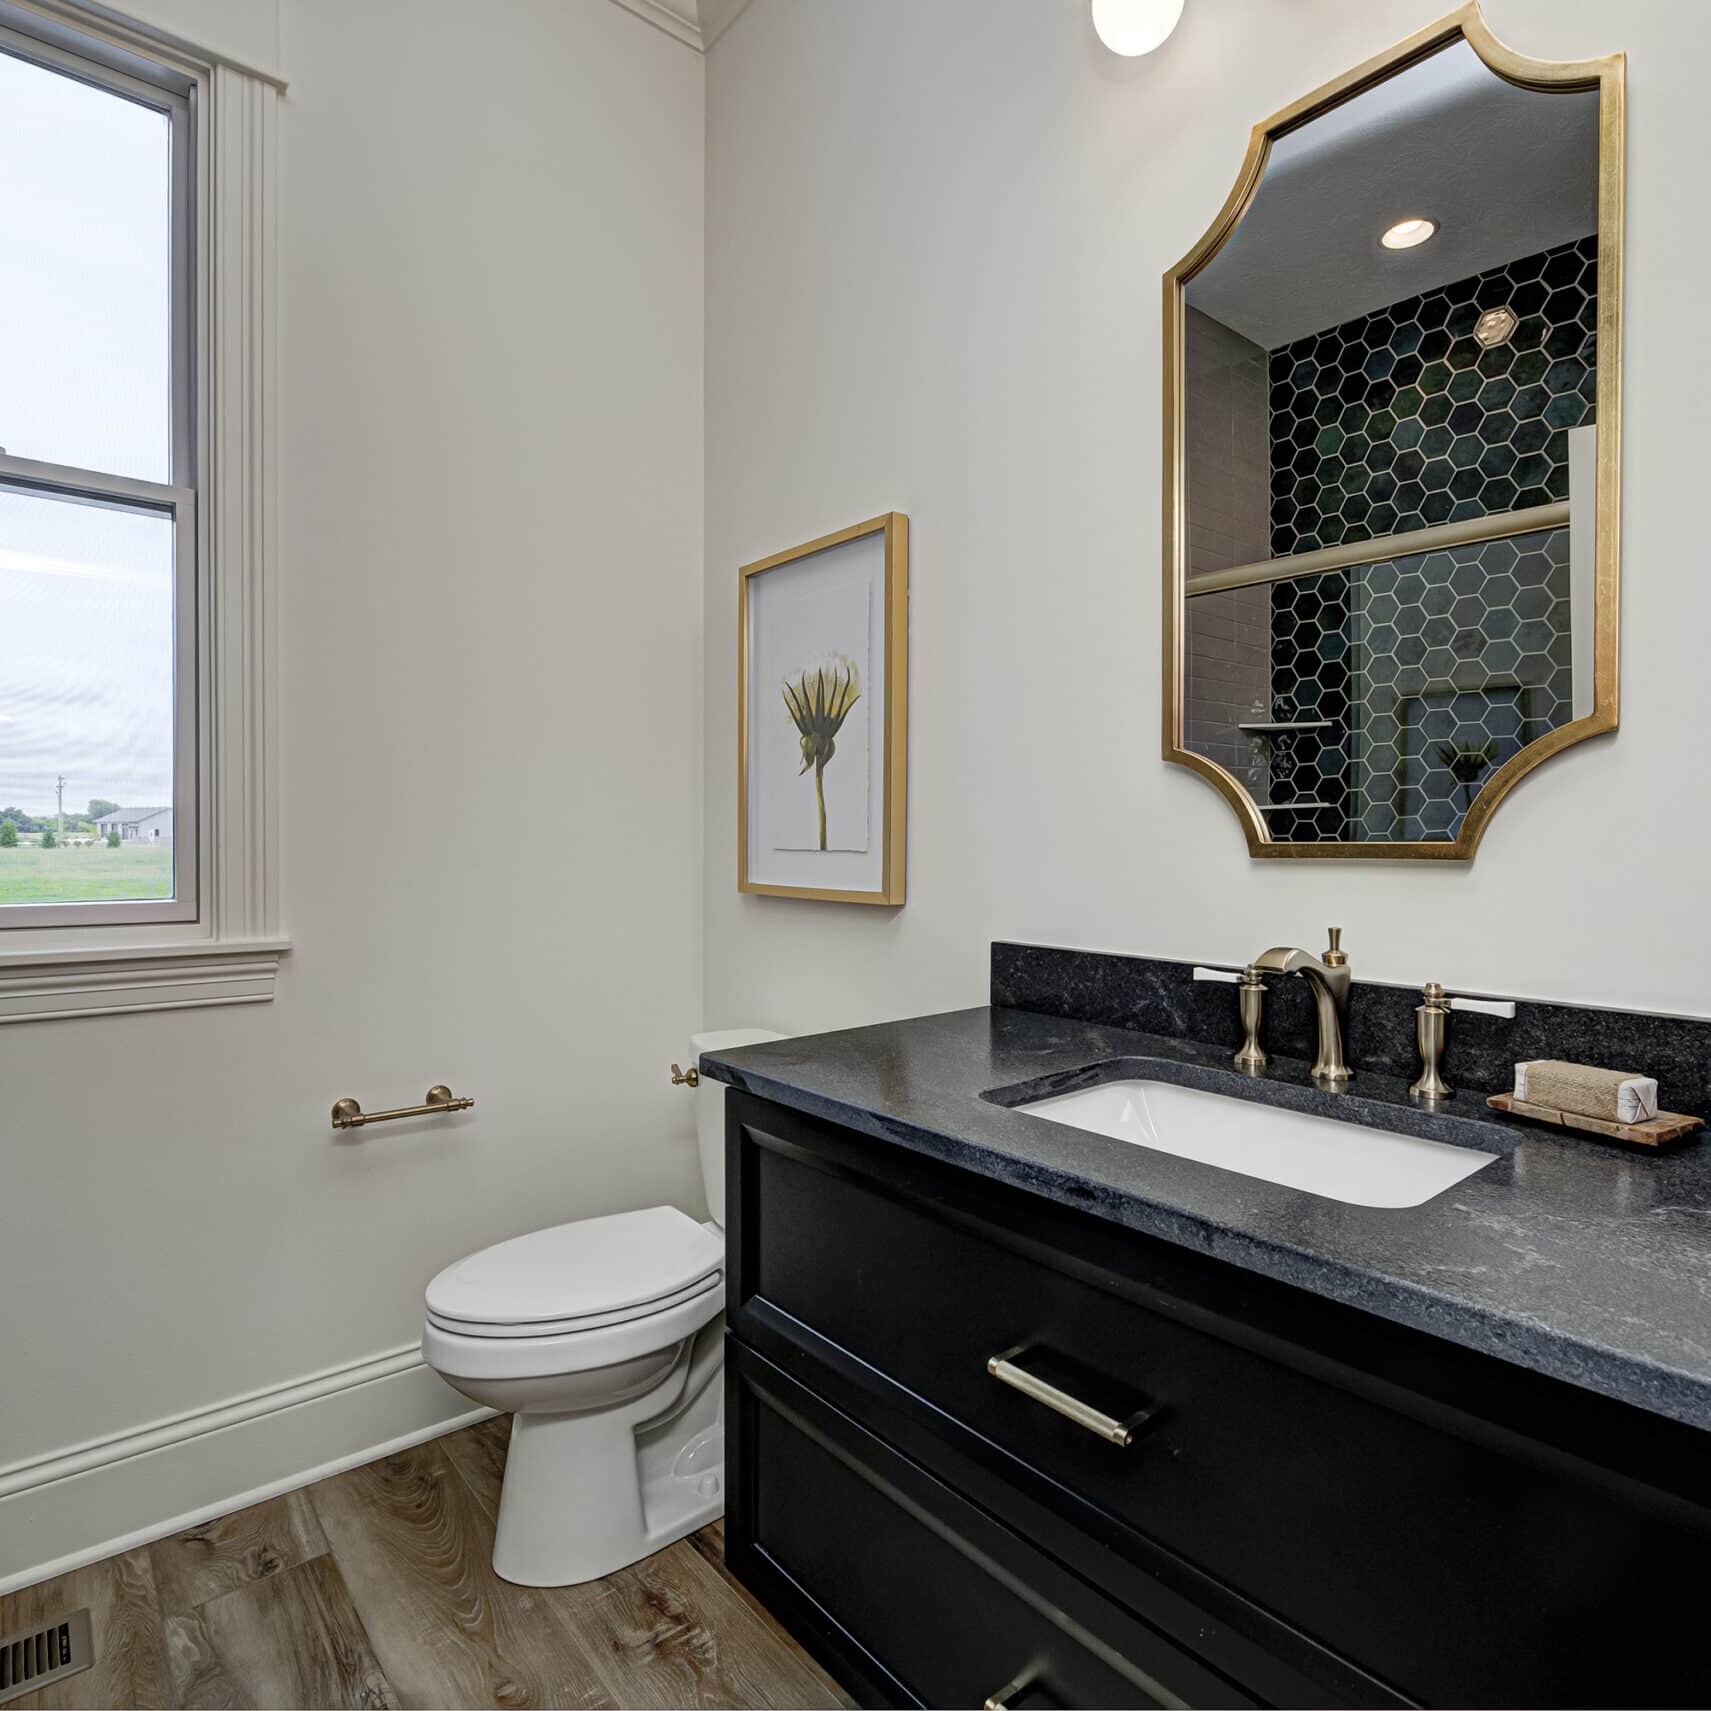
<box><xmin>1251</xmin><ymin>939</ymin><xmax>1353</xmax><ymax>1086</ymax></box>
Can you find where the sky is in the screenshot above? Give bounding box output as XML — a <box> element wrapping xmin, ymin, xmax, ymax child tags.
<box><xmin>0</xmin><ymin>46</ymin><xmax>176</xmax><ymax>816</ymax></box>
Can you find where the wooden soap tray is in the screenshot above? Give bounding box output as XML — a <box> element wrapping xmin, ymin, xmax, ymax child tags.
<box><xmin>1487</xmin><ymin>1091</ymin><xmax>1704</xmax><ymax>1150</ymax></box>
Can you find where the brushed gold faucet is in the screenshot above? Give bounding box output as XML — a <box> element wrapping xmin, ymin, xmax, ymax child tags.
<box><xmin>1251</xmin><ymin>928</ymin><xmax>1352</xmax><ymax>1086</ymax></box>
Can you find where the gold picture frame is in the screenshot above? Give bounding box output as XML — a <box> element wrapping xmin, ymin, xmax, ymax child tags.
<box><xmin>1162</xmin><ymin>2</ymin><xmax>1625</xmax><ymax>860</ymax></box>
<box><xmin>738</xmin><ymin>513</ymin><xmax>908</xmax><ymax>905</ymax></box>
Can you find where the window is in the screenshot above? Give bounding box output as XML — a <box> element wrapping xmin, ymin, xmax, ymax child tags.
<box><xmin>0</xmin><ymin>3</ymin><xmax>282</xmax><ymax>1021</ymax></box>
<box><xmin>0</xmin><ymin>23</ymin><xmax>196</xmax><ymax>927</ymax></box>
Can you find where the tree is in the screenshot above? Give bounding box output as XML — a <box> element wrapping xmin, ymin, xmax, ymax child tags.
<box><xmin>0</xmin><ymin>822</ymin><xmax>15</xmax><ymax>849</ymax></box>
<box><xmin>106</xmin><ymin>830</ymin><xmax>120</xmax><ymax>848</ymax></box>
<box><xmin>88</xmin><ymin>798</ymin><xmax>119</xmax><ymax>821</ymax></box>
<box><xmin>0</xmin><ymin>807</ymin><xmax>38</xmax><ymax>835</ymax></box>
<box><xmin>40</xmin><ymin>827</ymin><xmax>56</xmax><ymax>849</ymax></box>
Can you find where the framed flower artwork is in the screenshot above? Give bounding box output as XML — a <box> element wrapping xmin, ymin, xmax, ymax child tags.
<box><xmin>737</xmin><ymin>513</ymin><xmax>908</xmax><ymax>904</ymax></box>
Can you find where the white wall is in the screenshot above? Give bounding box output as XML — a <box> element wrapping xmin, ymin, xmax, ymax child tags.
<box><xmin>0</xmin><ymin>0</ymin><xmax>704</xmax><ymax>1584</ymax></box>
<box><xmin>703</xmin><ymin>0</ymin><xmax>1711</xmax><ymax>1036</ymax></box>
<box><xmin>93</xmin><ymin>0</ymin><xmax>280</xmax><ymax>77</ymax></box>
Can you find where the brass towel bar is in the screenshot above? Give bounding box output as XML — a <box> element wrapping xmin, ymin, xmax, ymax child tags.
<box><xmin>331</xmin><ymin>1085</ymin><xmax>475</xmax><ymax>1130</ymax></box>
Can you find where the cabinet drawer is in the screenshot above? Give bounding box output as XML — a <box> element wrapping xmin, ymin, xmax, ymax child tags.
<box><xmin>732</xmin><ymin>1096</ymin><xmax>1711</xmax><ymax>1707</ymax></box>
<box><xmin>729</xmin><ymin>1341</ymin><xmax>1253</xmax><ymax>1711</ymax></box>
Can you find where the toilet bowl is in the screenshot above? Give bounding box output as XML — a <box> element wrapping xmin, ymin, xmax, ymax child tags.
<box><xmin>421</xmin><ymin>1027</ymin><xmax>784</xmax><ymax>1587</ymax></box>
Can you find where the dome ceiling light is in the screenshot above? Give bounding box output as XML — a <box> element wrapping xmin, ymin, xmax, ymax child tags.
<box><xmin>1091</xmin><ymin>0</ymin><xmax>1185</xmax><ymax>57</ymax></box>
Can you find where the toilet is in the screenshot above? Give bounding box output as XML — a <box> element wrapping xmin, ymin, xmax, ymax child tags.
<box><xmin>421</xmin><ymin>1027</ymin><xmax>784</xmax><ymax>1587</ymax></box>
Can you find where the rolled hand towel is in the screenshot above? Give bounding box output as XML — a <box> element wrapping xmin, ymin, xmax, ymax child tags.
<box><xmin>1515</xmin><ymin>1060</ymin><xmax>1660</xmax><ymax>1124</ymax></box>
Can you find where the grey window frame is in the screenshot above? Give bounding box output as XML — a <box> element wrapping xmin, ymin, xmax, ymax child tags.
<box><xmin>0</xmin><ymin>16</ymin><xmax>200</xmax><ymax>930</ymax></box>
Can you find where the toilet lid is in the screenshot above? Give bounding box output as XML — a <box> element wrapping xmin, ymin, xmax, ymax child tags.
<box><xmin>425</xmin><ymin>1205</ymin><xmax>723</xmax><ymax>1333</ymax></box>
<box><xmin>426</xmin><ymin>1271</ymin><xmax>722</xmax><ymax>1340</ymax></box>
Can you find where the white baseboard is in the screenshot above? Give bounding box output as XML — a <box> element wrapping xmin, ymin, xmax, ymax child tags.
<box><xmin>0</xmin><ymin>1343</ymin><xmax>492</xmax><ymax>1593</ymax></box>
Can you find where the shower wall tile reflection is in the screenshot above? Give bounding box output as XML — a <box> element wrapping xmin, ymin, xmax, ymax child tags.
<box><xmin>1349</xmin><ymin>530</ymin><xmax>1572</xmax><ymax>841</ymax></box>
<box><xmin>1267</xmin><ymin>235</ymin><xmax>1597</xmax><ymax>556</ymax></box>
<box><xmin>1262</xmin><ymin>531</ymin><xmax>1572</xmax><ymax>841</ymax></box>
<box><xmin>1262</xmin><ymin>569</ymin><xmax>1351</xmax><ymax>842</ymax></box>
<box><xmin>1183</xmin><ymin>309</ymin><xmax>1273</xmax><ymax>791</ymax></box>
<box><xmin>1185</xmin><ymin>586</ymin><xmax>1271</xmax><ymax>788</ymax></box>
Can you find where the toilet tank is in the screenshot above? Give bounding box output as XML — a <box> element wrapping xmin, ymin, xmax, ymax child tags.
<box><xmin>690</xmin><ymin>1028</ymin><xmax>786</xmax><ymax>1227</ymax></box>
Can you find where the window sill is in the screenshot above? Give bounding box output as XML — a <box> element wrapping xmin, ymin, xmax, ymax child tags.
<box><xmin>0</xmin><ymin>937</ymin><xmax>290</xmax><ymax>1023</ymax></box>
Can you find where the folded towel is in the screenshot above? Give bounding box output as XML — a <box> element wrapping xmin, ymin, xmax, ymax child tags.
<box><xmin>1515</xmin><ymin>1060</ymin><xmax>1659</xmax><ymax>1124</ymax></box>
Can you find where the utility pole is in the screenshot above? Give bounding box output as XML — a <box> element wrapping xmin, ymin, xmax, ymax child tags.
<box><xmin>56</xmin><ymin>774</ymin><xmax>66</xmax><ymax>844</ymax></box>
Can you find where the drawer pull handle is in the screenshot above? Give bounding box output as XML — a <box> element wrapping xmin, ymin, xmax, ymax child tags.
<box><xmin>987</xmin><ymin>1346</ymin><xmax>1148</xmax><ymax>1447</ymax></box>
<box><xmin>983</xmin><ymin>1666</ymin><xmax>1041</xmax><ymax>1710</ymax></box>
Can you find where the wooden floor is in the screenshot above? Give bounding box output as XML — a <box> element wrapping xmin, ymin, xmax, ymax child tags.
<box><xmin>1</xmin><ymin>1417</ymin><xmax>851</xmax><ymax>1710</ymax></box>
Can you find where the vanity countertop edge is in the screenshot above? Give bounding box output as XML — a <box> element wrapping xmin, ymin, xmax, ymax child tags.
<box><xmin>702</xmin><ymin>1004</ymin><xmax>1711</xmax><ymax>1436</ymax></box>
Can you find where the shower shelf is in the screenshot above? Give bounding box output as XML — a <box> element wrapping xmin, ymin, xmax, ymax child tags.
<box><xmin>1238</xmin><ymin>720</ymin><xmax>1334</xmax><ymax>735</ymax></box>
<box><xmin>1258</xmin><ymin>799</ymin><xmax>1333</xmax><ymax>812</ymax></box>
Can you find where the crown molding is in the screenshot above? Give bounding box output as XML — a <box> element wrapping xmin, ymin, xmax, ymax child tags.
<box><xmin>605</xmin><ymin>0</ymin><xmax>753</xmax><ymax>53</ymax></box>
<box><xmin>696</xmin><ymin>0</ymin><xmax>753</xmax><ymax>48</ymax></box>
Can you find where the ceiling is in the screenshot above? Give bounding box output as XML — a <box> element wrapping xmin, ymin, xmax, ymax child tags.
<box><xmin>1187</xmin><ymin>41</ymin><xmax>1599</xmax><ymax>350</ymax></box>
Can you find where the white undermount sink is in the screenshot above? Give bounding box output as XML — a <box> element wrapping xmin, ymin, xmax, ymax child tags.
<box><xmin>1016</xmin><ymin>1078</ymin><xmax>1496</xmax><ymax>1209</ymax></box>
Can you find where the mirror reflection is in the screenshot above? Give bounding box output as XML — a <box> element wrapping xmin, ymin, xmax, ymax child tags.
<box><xmin>1179</xmin><ymin>37</ymin><xmax>1607</xmax><ymax>848</ymax></box>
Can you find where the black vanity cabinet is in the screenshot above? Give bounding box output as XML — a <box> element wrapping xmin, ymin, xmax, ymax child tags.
<box><xmin>722</xmin><ymin>1090</ymin><xmax>1711</xmax><ymax>1709</ymax></box>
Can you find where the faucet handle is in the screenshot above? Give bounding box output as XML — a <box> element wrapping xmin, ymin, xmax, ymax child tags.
<box><xmin>1323</xmin><ymin>927</ymin><xmax>1348</xmax><ymax>967</ymax></box>
<box><xmin>1234</xmin><ymin>966</ymin><xmax>1267</xmax><ymax>1073</ymax></box>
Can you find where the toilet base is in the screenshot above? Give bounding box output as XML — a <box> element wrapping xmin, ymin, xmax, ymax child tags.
<box><xmin>489</xmin><ymin>1335</ymin><xmax>725</xmax><ymax>1587</ymax></box>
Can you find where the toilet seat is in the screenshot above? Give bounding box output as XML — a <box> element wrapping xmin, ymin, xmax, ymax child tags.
<box><xmin>423</xmin><ymin>1274</ymin><xmax>725</xmax><ymax>1383</ymax></box>
<box><xmin>426</xmin><ymin>1271</ymin><xmax>721</xmax><ymax>1339</ymax></box>
<box><xmin>426</xmin><ymin>1204</ymin><xmax>723</xmax><ymax>1339</ymax></box>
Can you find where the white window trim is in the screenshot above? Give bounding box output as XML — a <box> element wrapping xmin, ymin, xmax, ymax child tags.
<box><xmin>0</xmin><ymin>0</ymin><xmax>286</xmax><ymax>1021</ymax></box>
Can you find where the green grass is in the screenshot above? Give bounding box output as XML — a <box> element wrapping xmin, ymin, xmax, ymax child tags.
<box><xmin>0</xmin><ymin>843</ymin><xmax>174</xmax><ymax>905</ymax></box>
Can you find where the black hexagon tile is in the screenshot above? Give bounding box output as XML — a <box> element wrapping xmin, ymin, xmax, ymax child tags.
<box><xmin>1255</xmin><ymin>235</ymin><xmax>1591</xmax><ymax>843</ymax></box>
<box><xmin>1269</xmin><ymin>234</ymin><xmax>1595</xmax><ymax>558</ymax></box>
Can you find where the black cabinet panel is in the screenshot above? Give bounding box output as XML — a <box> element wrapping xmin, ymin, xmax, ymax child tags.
<box><xmin>728</xmin><ymin>1092</ymin><xmax>1711</xmax><ymax>1709</ymax></box>
<box><xmin>742</xmin><ymin>1320</ymin><xmax>1384</xmax><ymax>1709</ymax></box>
<box><xmin>730</xmin><ymin>1341</ymin><xmax>1255</xmax><ymax>1711</ymax></box>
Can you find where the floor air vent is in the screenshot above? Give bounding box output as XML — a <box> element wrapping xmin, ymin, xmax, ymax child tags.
<box><xmin>0</xmin><ymin>1608</ymin><xmax>93</xmax><ymax>1705</ymax></box>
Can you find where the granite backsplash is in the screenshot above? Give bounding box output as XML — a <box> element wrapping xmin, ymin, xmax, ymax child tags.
<box><xmin>991</xmin><ymin>941</ymin><xmax>1711</xmax><ymax>1122</ymax></box>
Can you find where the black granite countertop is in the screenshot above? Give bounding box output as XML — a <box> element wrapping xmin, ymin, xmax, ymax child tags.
<box><xmin>702</xmin><ymin>1006</ymin><xmax>1711</xmax><ymax>1434</ymax></box>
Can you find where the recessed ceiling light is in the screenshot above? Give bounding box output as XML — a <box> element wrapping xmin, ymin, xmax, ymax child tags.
<box><xmin>1380</xmin><ymin>217</ymin><xmax>1437</xmax><ymax>251</ymax></box>
<box><xmin>1473</xmin><ymin>306</ymin><xmax>1519</xmax><ymax>349</ymax></box>
<box><xmin>1091</xmin><ymin>0</ymin><xmax>1185</xmax><ymax>57</ymax></box>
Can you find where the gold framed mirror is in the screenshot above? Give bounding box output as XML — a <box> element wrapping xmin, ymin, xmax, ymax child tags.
<box><xmin>1163</xmin><ymin>4</ymin><xmax>1623</xmax><ymax>859</ymax></box>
